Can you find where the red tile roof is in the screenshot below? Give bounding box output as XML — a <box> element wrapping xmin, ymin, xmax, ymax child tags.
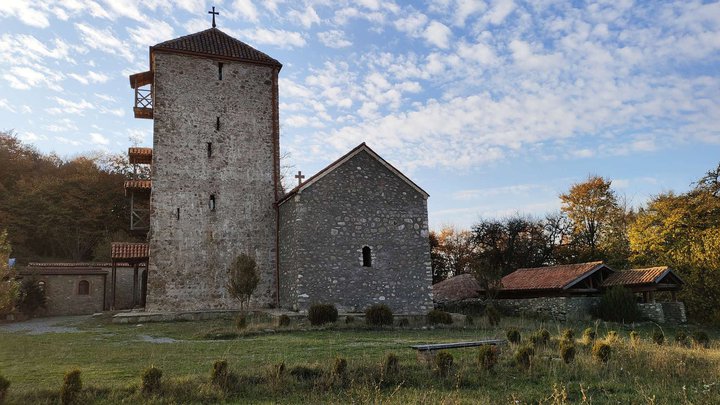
<box><xmin>111</xmin><ymin>242</ymin><xmax>149</xmax><ymax>260</ymax></box>
<box><xmin>500</xmin><ymin>262</ymin><xmax>606</xmax><ymax>291</ymax></box>
<box><xmin>129</xmin><ymin>147</ymin><xmax>152</xmax><ymax>164</ymax></box>
<box><xmin>124</xmin><ymin>180</ymin><xmax>151</xmax><ymax>191</ymax></box>
<box><xmin>603</xmin><ymin>266</ymin><xmax>679</xmax><ymax>286</ymax></box>
<box><xmin>28</xmin><ymin>262</ymin><xmax>142</xmax><ymax>268</ymax></box>
<box><xmin>152</xmin><ymin>28</ymin><xmax>282</xmax><ymax>68</ymax></box>
<box><xmin>432</xmin><ymin>274</ymin><xmax>481</xmax><ymax>303</ymax></box>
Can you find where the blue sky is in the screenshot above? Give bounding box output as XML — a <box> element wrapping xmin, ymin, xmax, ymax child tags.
<box><xmin>1</xmin><ymin>0</ymin><xmax>719</xmax><ymax>230</ymax></box>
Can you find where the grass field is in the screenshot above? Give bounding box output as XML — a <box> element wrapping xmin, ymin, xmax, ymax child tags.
<box><xmin>1</xmin><ymin>314</ymin><xmax>719</xmax><ymax>404</ymax></box>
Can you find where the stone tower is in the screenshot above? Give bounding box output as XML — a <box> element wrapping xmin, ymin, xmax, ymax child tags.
<box><xmin>129</xmin><ymin>28</ymin><xmax>282</xmax><ymax>311</ymax></box>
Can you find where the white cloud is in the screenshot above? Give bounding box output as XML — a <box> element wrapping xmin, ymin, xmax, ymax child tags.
<box><xmin>0</xmin><ymin>98</ymin><xmax>15</xmax><ymax>113</ymax></box>
<box><xmin>19</xmin><ymin>131</ymin><xmax>47</xmax><ymax>142</ymax></box>
<box><xmin>90</xmin><ymin>132</ymin><xmax>110</xmax><ymax>145</ymax></box>
<box><xmin>46</xmin><ymin>97</ymin><xmax>95</xmax><ymax>115</ymax></box>
<box><xmin>232</xmin><ymin>28</ymin><xmax>306</xmax><ymax>48</ymax></box>
<box><xmin>45</xmin><ymin>118</ymin><xmax>79</xmax><ymax>132</ymax></box>
<box><xmin>127</xmin><ymin>19</ymin><xmax>175</xmax><ymax>47</ymax></box>
<box><xmin>482</xmin><ymin>0</ymin><xmax>515</xmax><ymax>25</ymax></box>
<box><xmin>127</xmin><ymin>128</ymin><xmax>148</xmax><ymax>145</ymax></box>
<box><xmin>317</xmin><ymin>30</ymin><xmax>352</xmax><ymax>49</ymax></box>
<box><xmin>69</xmin><ymin>71</ymin><xmax>110</xmax><ymax>85</ymax></box>
<box><xmin>56</xmin><ymin>136</ymin><xmax>82</xmax><ymax>146</ymax></box>
<box><xmin>394</xmin><ymin>13</ymin><xmax>428</xmax><ymax>36</ymax></box>
<box><xmin>232</xmin><ymin>0</ymin><xmax>259</xmax><ymax>22</ymax></box>
<box><xmin>508</xmin><ymin>40</ymin><xmax>563</xmax><ymax>70</ymax></box>
<box><xmin>0</xmin><ymin>2</ymin><xmax>50</xmax><ymax>28</ymax></box>
<box><xmin>289</xmin><ymin>6</ymin><xmax>320</xmax><ymax>28</ymax></box>
<box><xmin>75</xmin><ymin>23</ymin><xmax>134</xmax><ymax>62</ymax></box>
<box><xmin>0</xmin><ymin>35</ymin><xmax>72</xmax><ymax>64</ymax></box>
<box><xmin>3</xmin><ymin>65</ymin><xmax>64</xmax><ymax>91</ymax></box>
<box><xmin>423</xmin><ymin>21</ymin><xmax>453</xmax><ymax>49</ymax></box>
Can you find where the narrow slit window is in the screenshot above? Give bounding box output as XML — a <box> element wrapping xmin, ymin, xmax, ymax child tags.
<box><xmin>209</xmin><ymin>194</ymin><xmax>216</xmax><ymax>211</ymax></box>
<box><xmin>176</xmin><ymin>208</ymin><xmax>180</xmax><ymax>220</ymax></box>
<box><xmin>362</xmin><ymin>246</ymin><xmax>372</xmax><ymax>267</ymax></box>
<box><xmin>207</xmin><ymin>142</ymin><xmax>212</xmax><ymax>158</ymax></box>
<box><xmin>78</xmin><ymin>280</ymin><xmax>90</xmax><ymax>295</ymax></box>
<box><xmin>218</xmin><ymin>63</ymin><xmax>223</xmax><ymax>80</ymax></box>
<box><xmin>216</xmin><ymin>116</ymin><xmax>220</xmax><ymax>131</ymax></box>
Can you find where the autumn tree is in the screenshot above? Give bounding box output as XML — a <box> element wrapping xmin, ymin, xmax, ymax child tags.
<box><xmin>429</xmin><ymin>231</ymin><xmax>449</xmax><ymax>283</ymax></box>
<box><xmin>629</xmin><ymin>165</ymin><xmax>720</xmax><ymax>323</ymax></box>
<box><xmin>559</xmin><ymin>175</ymin><xmax>626</xmax><ymax>262</ymax></box>
<box><xmin>431</xmin><ymin>227</ymin><xmax>477</xmax><ymax>279</ymax></box>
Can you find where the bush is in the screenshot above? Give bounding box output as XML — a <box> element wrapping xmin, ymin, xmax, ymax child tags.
<box><xmin>345</xmin><ymin>315</ymin><xmax>355</xmax><ymax>324</ymax></box>
<box><xmin>308</xmin><ymin>303</ymin><xmax>338</xmax><ymax>326</ymax></box>
<box><xmin>227</xmin><ymin>254</ymin><xmax>259</xmax><ymax>312</ymax></box>
<box><xmin>582</xmin><ymin>328</ymin><xmax>596</xmax><ymax>345</ymax></box>
<box><xmin>236</xmin><ymin>314</ymin><xmax>247</xmax><ymax>330</ymax></box>
<box><xmin>465</xmin><ymin>315</ymin><xmax>474</xmax><ymax>326</ymax></box>
<box><xmin>477</xmin><ymin>346</ymin><xmax>499</xmax><ymax>371</ymax></box>
<box><xmin>60</xmin><ymin>369</ymin><xmax>82</xmax><ymax>405</ymax></box>
<box><xmin>605</xmin><ymin>330</ymin><xmax>620</xmax><ymax>343</ymax></box>
<box><xmin>290</xmin><ymin>365</ymin><xmax>323</xmax><ymax>381</ymax></box>
<box><xmin>692</xmin><ymin>330</ymin><xmax>710</xmax><ymax>348</ymax></box>
<box><xmin>630</xmin><ymin>331</ymin><xmax>640</xmax><ymax>345</ymax></box>
<box><xmin>675</xmin><ymin>331</ymin><xmax>689</xmax><ymax>346</ymax></box>
<box><xmin>365</xmin><ymin>304</ymin><xmax>393</xmax><ymax>326</ymax></box>
<box><xmin>16</xmin><ymin>277</ymin><xmax>47</xmax><ymax>317</ymax></box>
<box><xmin>592</xmin><ymin>342</ymin><xmax>611</xmax><ymax>363</ymax></box>
<box><xmin>434</xmin><ymin>351</ymin><xmax>453</xmax><ymax>376</ymax></box>
<box><xmin>485</xmin><ymin>304</ymin><xmax>501</xmax><ymax>326</ymax></box>
<box><xmin>506</xmin><ymin>329</ymin><xmax>521</xmax><ymax>344</ymax></box>
<box><xmin>427</xmin><ymin>309</ymin><xmax>453</xmax><ymax>325</ymax></box>
<box><xmin>560</xmin><ymin>341</ymin><xmax>576</xmax><ymax>364</ymax></box>
<box><xmin>333</xmin><ymin>357</ymin><xmax>347</xmax><ymax>376</ymax></box>
<box><xmin>397</xmin><ymin>318</ymin><xmax>409</xmax><ymax>327</ymax></box>
<box><xmin>560</xmin><ymin>328</ymin><xmax>575</xmax><ymax>342</ymax></box>
<box><xmin>211</xmin><ymin>360</ymin><xmax>229</xmax><ymax>387</ymax></box>
<box><xmin>278</xmin><ymin>314</ymin><xmax>291</xmax><ymax>327</ymax></box>
<box><xmin>598</xmin><ymin>286</ymin><xmax>639</xmax><ymax>323</ymax></box>
<box><xmin>515</xmin><ymin>345</ymin><xmax>535</xmax><ymax>369</ymax></box>
<box><xmin>530</xmin><ymin>328</ymin><xmax>550</xmax><ymax>347</ymax></box>
<box><xmin>141</xmin><ymin>366</ymin><xmax>162</xmax><ymax>394</ymax></box>
<box><xmin>384</xmin><ymin>353</ymin><xmax>399</xmax><ymax>376</ymax></box>
<box><xmin>652</xmin><ymin>330</ymin><xmax>664</xmax><ymax>345</ymax></box>
<box><xmin>0</xmin><ymin>374</ymin><xmax>10</xmax><ymax>404</ymax></box>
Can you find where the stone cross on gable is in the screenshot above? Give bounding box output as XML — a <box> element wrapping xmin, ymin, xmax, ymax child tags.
<box><xmin>208</xmin><ymin>6</ymin><xmax>219</xmax><ymax>28</ymax></box>
<box><xmin>294</xmin><ymin>171</ymin><xmax>305</xmax><ymax>186</ymax></box>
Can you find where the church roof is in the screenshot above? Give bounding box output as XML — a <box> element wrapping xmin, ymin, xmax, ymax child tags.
<box><xmin>151</xmin><ymin>28</ymin><xmax>282</xmax><ymax>68</ymax></box>
<box><xmin>277</xmin><ymin>143</ymin><xmax>429</xmax><ymax>205</ymax></box>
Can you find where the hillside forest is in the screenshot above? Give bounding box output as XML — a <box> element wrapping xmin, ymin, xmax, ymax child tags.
<box><xmin>1</xmin><ymin>131</ymin><xmax>720</xmax><ymax>323</ymax></box>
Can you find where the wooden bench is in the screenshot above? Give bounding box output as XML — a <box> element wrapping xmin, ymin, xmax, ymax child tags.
<box><xmin>410</xmin><ymin>339</ymin><xmax>506</xmax><ymax>362</ymax></box>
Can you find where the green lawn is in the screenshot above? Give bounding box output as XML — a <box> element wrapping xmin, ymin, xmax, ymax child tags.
<box><xmin>1</xmin><ymin>315</ymin><xmax>719</xmax><ymax>404</ymax></box>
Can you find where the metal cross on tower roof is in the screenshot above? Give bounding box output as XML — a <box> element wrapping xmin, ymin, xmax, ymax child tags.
<box><xmin>295</xmin><ymin>171</ymin><xmax>305</xmax><ymax>186</ymax></box>
<box><xmin>208</xmin><ymin>6</ymin><xmax>219</xmax><ymax>28</ymax></box>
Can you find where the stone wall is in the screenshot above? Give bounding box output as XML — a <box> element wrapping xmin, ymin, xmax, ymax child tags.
<box><xmin>105</xmin><ymin>266</ymin><xmax>146</xmax><ymax>310</ymax></box>
<box><xmin>33</xmin><ymin>274</ymin><xmax>106</xmax><ymax>316</ymax></box>
<box><xmin>147</xmin><ymin>52</ymin><xmax>279</xmax><ymax>311</ymax></box>
<box><xmin>495</xmin><ymin>297</ymin><xmax>601</xmax><ymax>321</ymax></box>
<box><xmin>637</xmin><ymin>302</ymin><xmax>687</xmax><ymax>324</ymax></box>
<box><xmin>279</xmin><ymin>150</ymin><xmax>433</xmax><ymax>314</ymax></box>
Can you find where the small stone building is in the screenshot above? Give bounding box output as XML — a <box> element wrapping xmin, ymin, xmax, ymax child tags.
<box><xmin>278</xmin><ymin>144</ymin><xmax>433</xmax><ymax>314</ymax></box>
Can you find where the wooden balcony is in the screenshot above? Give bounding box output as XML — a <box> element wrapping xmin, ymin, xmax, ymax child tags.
<box><xmin>124</xmin><ymin>180</ymin><xmax>151</xmax><ymax>233</ymax></box>
<box><xmin>129</xmin><ymin>147</ymin><xmax>153</xmax><ymax>164</ymax></box>
<box><xmin>129</xmin><ymin>71</ymin><xmax>153</xmax><ymax>119</ymax></box>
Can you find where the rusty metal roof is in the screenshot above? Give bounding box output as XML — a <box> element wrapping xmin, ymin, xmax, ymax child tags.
<box><xmin>124</xmin><ymin>180</ymin><xmax>151</xmax><ymax>191</ymax></box>
<box><xmin>28</xmin><ymin>262</ymin><xmax>141</xmax><ymax>268</ymax></box>
<box><xmin>111</xmin><ymin>242</ymin><xmax>149</xmax><ymax>260</ymax></box>
<box><xmin>152</xmin><ymin>28</ymin><xmax>282</xmax><ymax>68</ymax></box>
<box><xmin>500</xmin><ymin>261</ymin><xmax>607</xmax><ymax>291</ymax></box>
<box><xmin>129</xmin><ymin>147</ymin><xmax>152</xmax><ymax>164</ymax></box>
<box><xmin>603</xmin><ymin>266</ymin><xmax>681</xmax><ymax>286</ymax></box>
<box><xmin>432</xmin><ymin>274</ymin><xmax>481</xmax><ymax>303</ymax></box>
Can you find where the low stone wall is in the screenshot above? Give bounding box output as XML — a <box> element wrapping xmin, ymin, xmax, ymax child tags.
<box><xmin>637</xmin><ymin>302</ymin><xmax>687</xmax><ymax>324</ymax></box>
<box><xmin>495</xmin><ymin>297</ymin><xmax>601</xmax><ymax>321</ymax></box>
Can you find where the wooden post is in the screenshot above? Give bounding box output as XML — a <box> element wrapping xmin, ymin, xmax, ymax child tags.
<box><xmin>671</xmin><ymin>291</ymin><xmax>677</xmax><ymax>302</ymax></box>
<box><xmin>133</xmin><ymin>263</ymin><xmax>139</xmax><ymax>308</ymax></box>
<box><xmin>649</xmin><ymin>291</ymin><xmax>655</xmax><ymax>303</ymax></box>
<box><xmin>111</xmin><ymin>260</ymin><xmax>117</xmax><ymax>310</ymax></box>
<box><xmin>643</xmin><ymin>292</ymin><xmax>648</xmax><ymax>303</ymax></box>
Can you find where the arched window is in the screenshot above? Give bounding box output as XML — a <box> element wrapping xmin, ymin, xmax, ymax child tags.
<box><xmin>78</xmin><ymin>280</ymin><xmax>90</xmax><ymax>295</ymax></box>
<box><xmin>362</xmin><ymin>246</ymin><xmax>372</xmax><ymax>267</ymax></box>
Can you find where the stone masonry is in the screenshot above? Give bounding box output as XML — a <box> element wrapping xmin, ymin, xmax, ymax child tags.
<box><xmin>278</xmin><ymin>148</ymin><xmax>433</xmax><ymax>314</ymax></box>
<box><xmin>147</xmin><ymin>52</ymin><xmax>279</xmax><ymax>311</ymax></box>
<box><xmin>495</xmin><ymin>297</ymin><xmax>601</xmax><ymax>321</ymax></box>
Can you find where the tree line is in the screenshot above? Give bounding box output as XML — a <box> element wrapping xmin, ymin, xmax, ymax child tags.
<box><xmin>431</xmin><ymin>164</ymin><xmax>720</xmax><ymax>324</ymax></box>
<box><xmin>0</xmin><ymin>131</ymin><xmax>144</xmax><ymax>263</ymax></box>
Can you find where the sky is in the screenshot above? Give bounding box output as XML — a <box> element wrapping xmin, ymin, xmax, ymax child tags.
<box><xmin>1</xmin><ymin>0</ymin><xmax>719</xmax><ymax>230</ymax></box>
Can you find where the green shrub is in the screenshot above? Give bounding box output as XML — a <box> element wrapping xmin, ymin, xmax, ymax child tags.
<box><xmin>592</xmin><ymin>342</ymin><xmax>611</xmax><ymax>363</ymax></box>
<box><xmin>582</xmin><ymin>328</ymin><xmax>596</xmax><ymax>345</ymax></box>
<box><xmin>289</xmin><ymin>365</ymin><xmax>323</xmax><ymax>381</ymax></box>
<box><xmin>560</xmin><ymin>328</ymin><xmax>575</xmax><ymax>342</ymax></box>
<box><xmin>477</xmin><ymin>345</ymin><xmax>499</xmax><ymax>371</ymax></box>
<box><xmin>308</xmin><ymin>303</ymin><xmax>338</xmax><ymax>326</ymax></box>
<box><xmin>427</xmin><ymin>309</ymin><xmax>453</xmax><ymax>325</ymax></box>
<box><xmin>0</xmin><ymin>375</ymin><xmax>10</xmax><ymax>404</ymax></box>
<box><xmin>17</xmin><ymin>277</ymin><xmax>47</xmax><ymax>317</ymax></box>
<box><xmin>278</xmin><ymin>314</ymin><xmax>291</xmax><ymax>327</ymax></box>
<box><xmin>692</xmin><ymin>330</ymin><xmax>710</xmax><ymax>348</ymax></box>
<box><xmin>652</xmin><ymin>330</ymin><xmax>664</xmax><ymax>345</ymax></box>
<box><xmin>397</xmin><ymin>318</ymin><xmax>409</xmax><ymax>327</ymax></box>
<box><xmin>384</xmin><ymin>353</ymin><xmax>400</xmax><ymax>376</ymax></box>
<box><xmin>60</xmin><ymin>369</ymin><xmax>82</xmax><ymax>405</ymax></box>
<box><xmin>629</xmin><ymin>331</ymin><xmax>640</xmax><ymax>345</ymax></box>
<box><xmin>485</xmin><ymin>304</ymin><xmax>501</xmax><ymax>326</ymax></box>
<box><xmin>560</xmin><ymin>341</ymin><xmax>576</xmax><ymax>364</ymax></box>
<box><xmin>365</xmin><ymin>304</ymin><xmax>394</xmax><ymax>326</ymax></box>
<box><xmin>598</xmin><ymin>286</ymin><xmax>639</xmax><ymax>323</ymax></box>
<box><xmin>345</xmin><ymin>315</ymin><xmax>355</xmax><ymax>324</ymax></box>
<box><xmin>211</xmin><ymin>360</ymin><xmax>229</xmax><ymax>387</ymax></box>
<box><xmin>506</xmin><ymin>328</ymin><xmax>521</xmax><ymax>344</ymax></box>
<box><xmin>141</xmin><ymin>366</ymin><xmax>162</xmax><ymax>394</ymax></box>
<box><xmin>514</xmin><ymin>345</ymin><xmax>535</xmax><ymax>369</ymax></box>
<box><xmin>434</xmin><ymin>351</ymin><xmax>454</xmax><ymax>376</ymax></box>
<box><xmin>675</xmin><ymin>331</ymin><xmax>689</xmax><ymax>346</ymax></box>
<box><xmin>530</xmin><ymin>328</ymin><xmax>550</xmax><ymax>347</ymax></box>
<box><xmin>236</xmin><ymin>314</ymin><xmax>247</xmax><ymax>330</ymax></box>
<box><xmin>333</xmin><ymin>357</ymin><xmax>347</xmax><ymax>376</ymax></box>
<box><xmin>465</xmin><ymin>315</ymin><xmax>474</xmax><ymax>326</ymax></box>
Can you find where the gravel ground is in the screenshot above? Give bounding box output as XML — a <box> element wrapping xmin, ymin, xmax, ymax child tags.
<box><xmin>0</xmin><ymin>315</ymin><xmax>91</xmax><ymax>334</ymax></box>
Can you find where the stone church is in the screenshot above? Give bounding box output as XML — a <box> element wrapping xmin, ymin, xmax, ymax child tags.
<box><xmin>119</xmin><ymin>25</ymin><xmax>433</xmax><ymax>315</ymax></box>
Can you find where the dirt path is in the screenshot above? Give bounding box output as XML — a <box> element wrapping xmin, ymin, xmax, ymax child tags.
<box><xmin>0</xmin><ymin>315</ymin><xmax>91</xmax><ymax>334</ymax></box>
